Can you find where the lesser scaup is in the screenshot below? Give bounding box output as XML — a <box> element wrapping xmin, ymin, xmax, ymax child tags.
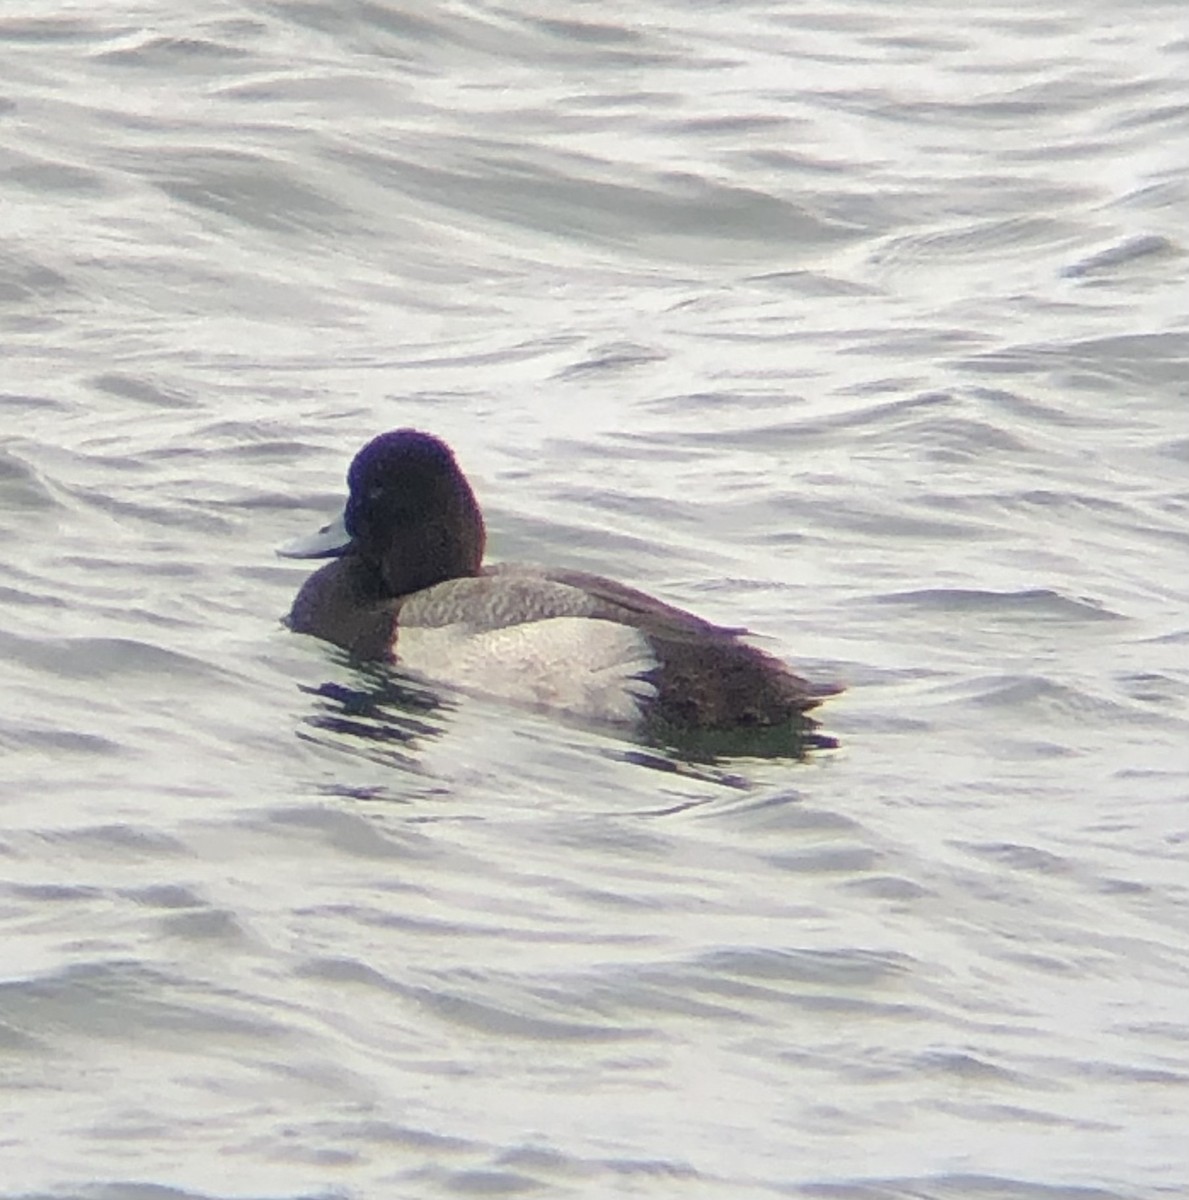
<box><xmin>280</xmin><ymin>430</ymin><xmax>840</xmax><ymax>739</ymax></box>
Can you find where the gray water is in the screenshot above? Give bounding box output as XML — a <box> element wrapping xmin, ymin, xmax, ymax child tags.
<box><xmin>2</xmin><ymin>2</ymin><xmax>1188</xmax><ymax>1197</ymax></box>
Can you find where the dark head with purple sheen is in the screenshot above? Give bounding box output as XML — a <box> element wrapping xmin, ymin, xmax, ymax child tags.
<box><xmin>342</xmin><ymin>429</ymin><xmax>486</xmax><ymax>597</ymax></box>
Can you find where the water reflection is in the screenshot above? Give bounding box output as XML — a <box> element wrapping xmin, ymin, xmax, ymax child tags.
<box><xmin>295</xmin><ymin>661</ymin><xmax>838</xmax><ymax>784</ymax></box>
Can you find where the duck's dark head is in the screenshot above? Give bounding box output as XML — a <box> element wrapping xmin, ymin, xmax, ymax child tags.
<box><xmin>281</xmin><ymin>429</ymin><xmax>486</xmax><ymax>598</ymax></box>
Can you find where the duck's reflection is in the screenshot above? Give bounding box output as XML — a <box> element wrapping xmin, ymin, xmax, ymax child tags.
<box><xmin>295</xmin><ymin>660</ymin><xmax>837</xmax><ymax>788</ymax></box>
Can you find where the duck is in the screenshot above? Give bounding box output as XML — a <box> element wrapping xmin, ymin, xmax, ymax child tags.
<box><xmin>279</xmin><ymin>429</ymin><xmax>840</xmax><ymax>743</ymax></box>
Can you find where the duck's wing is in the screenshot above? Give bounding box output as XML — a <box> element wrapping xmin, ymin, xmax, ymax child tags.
<box><xmin>481</xmin><ymin>563</ymin><xmax>748</xmax><ymax>642</ymax></box>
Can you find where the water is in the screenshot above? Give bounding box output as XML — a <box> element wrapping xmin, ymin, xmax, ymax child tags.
<box><xmin>2</xmin><ymin>2</ymin><xmax>1188</xmax><ymax>1197</ymax></box>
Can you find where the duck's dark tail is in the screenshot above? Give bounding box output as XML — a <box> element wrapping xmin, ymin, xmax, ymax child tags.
<box><xmin>643</xmin><ymin>635</ymin><xmax>842</xmax><ymax>735</ymax></box>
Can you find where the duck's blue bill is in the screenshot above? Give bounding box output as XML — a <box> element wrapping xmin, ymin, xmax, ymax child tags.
<box><xmin>276</xmin><ymin>511</ymin><xmax>352</xmax><ymax>559</ymax></box>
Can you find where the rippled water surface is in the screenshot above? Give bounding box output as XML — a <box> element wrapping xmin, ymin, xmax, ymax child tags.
<box><xmin>2</xmin><ymin>2</ymin><xmax>1188</xmax><ymax>1198</ymax></box>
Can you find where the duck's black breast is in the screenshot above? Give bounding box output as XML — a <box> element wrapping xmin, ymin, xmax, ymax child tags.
<box><xmin>286</xmin><ymin>556</ymin><xmax>399</xmax><ymax>661</ymax></box>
